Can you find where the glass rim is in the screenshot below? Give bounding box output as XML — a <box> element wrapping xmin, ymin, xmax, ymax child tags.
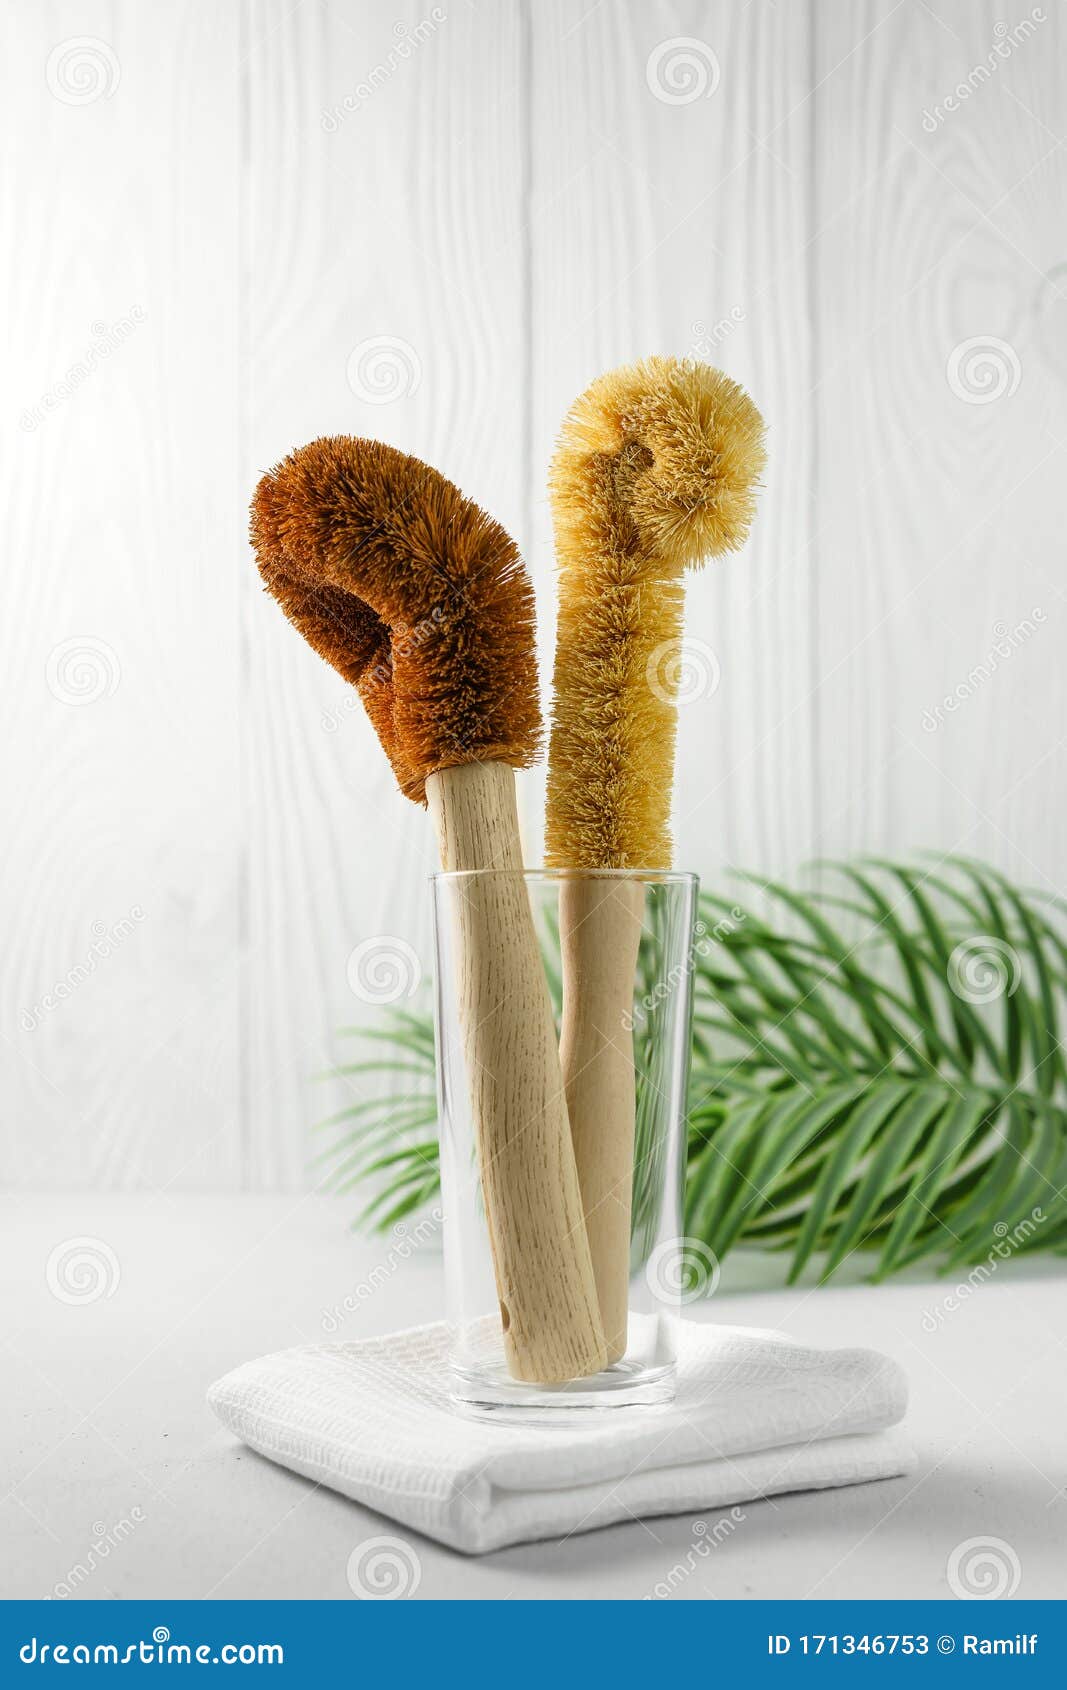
<box><xmin>430</xmin><ymin>867</ymin><xmax>699</xmax><ymax>887</ymax></box>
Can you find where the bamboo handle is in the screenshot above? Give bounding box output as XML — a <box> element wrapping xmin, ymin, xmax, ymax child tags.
<box><xmin>558</xmin><ymin>877</ymin><xmax>646</xmax><ymax>1362</ymax></box>
<box><xmin>426</xmin><ymin>761</ymin><xmax>608</xmax><ymax>1383</ymax></box>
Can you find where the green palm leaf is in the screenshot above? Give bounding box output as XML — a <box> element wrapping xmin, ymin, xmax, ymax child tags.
<box><xmin>319</xmin><ymin>857</ymin><xmax>1067</xmax><ymax>1283</ymax></box>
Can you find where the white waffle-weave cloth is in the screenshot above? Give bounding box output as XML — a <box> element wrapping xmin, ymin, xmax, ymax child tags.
<box><xmin>207</xmin><ymin>1319</ymin><xmax>912</xmax><ymax>1555</ymax></box>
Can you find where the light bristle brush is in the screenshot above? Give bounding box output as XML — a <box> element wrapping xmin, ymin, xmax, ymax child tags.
<box><xmin>252</xmin><ymin>436</ymin><xmax>607</xmax><ymax>1384</ymax></box>
<box><xmin>545</xmin><ymin>358</ymin><xmax>766</xmax><ymax>1358</ymax></box>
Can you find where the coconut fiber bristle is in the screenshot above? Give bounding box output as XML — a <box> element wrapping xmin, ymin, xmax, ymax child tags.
<box><xmin>250</xmin><ymin>436</ymin><xmax>541</xmax><ymax>802</ymax></box>
<box><xmin>545</xmin><ymin>357</ymin><xmax>766</xmax><ymax>869</ymax></box>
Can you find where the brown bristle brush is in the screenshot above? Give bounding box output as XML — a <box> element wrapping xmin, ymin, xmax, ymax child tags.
<box><xmin>545</xmin><ymin>357</ymin><xmax>766</xmax><ymax>1359</ymax></box>
<box><xmin>252</xmin><ymin>436</ymin><xmax>607</xmax><ymax>1384</ymax></box>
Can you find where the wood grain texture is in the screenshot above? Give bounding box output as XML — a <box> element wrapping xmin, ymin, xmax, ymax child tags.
<box><xmin>428</xmin><ymin>762</ymin><xmax>606</xmax><ymax>1381</ymax></box>
<box><xmin>3</xmin><ymin>0</ymin><xmax>1064</xmax><ymax>1191</ymax></box>
<box><xmin>557</xmin><ymin>875</ymin><xmax>645</xmax><ymax>1361</ymax></box>
<box><xmin>2</xmin><ymin>0</ymin><xmax>243</xmax><ymax>1190</ymax></box>
<box><xmin>241</xmin><ymin>0</ymin><xmax>528</xmax><ymax>1187</ymax></box>
<box><xmin>810</xmin><ymin>0</ymin><xmax>1067</xmax><ymax>894</ymax></box>
<box><xmin>528</xmin><ymin>0</ymin><xmax>818</xmax><ymax>884</ymax></box>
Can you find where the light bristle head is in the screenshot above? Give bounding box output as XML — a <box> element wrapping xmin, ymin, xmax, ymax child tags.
<box><xmin>250</xmin><ymin>436</ymin><xmax>541</xmax><ymax>802</ymax></box>
<box><xmin>549</xmin><ymin>356</ymin><xmax>766</xmax><ymax>576</ymax></box>
<box><xmin>545</xmin><ymin>357</ymin><xmax>766</xmax><ymax>869</ymax></box>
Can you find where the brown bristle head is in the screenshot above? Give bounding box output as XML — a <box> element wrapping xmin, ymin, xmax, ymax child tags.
<box><xmin>545</xmin><ymin>357</ymin><xmax>766</xmax><ymax>869</ymax></box>
<box><xmin>250</xmin><ymin>436</ymin><xmax>542</xmax><ymax>802</ymax></box>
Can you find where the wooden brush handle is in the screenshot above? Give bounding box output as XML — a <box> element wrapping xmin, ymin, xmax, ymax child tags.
<box><xmin>426</xmin><ymin>761</ymin><xmax>607</xmax><ymax>1384</ymax></box>
<box><xmin>558</xmin><ymin>878</ymin><xmax>646</xmax><ymax>1362</ymax></box>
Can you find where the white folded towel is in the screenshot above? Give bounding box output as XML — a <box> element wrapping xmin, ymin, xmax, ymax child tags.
<box><xmin>207</xmin><ymin>1319</ymin><xmax>912</xmax><ymax>1555</ymax></box>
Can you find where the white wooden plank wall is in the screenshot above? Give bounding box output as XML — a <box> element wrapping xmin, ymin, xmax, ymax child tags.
<box><xmin>811</xmin><ymin>0</ymin><xmax>1067</xmax><ymax>893</ymax></box>
<box><xmin>3</xmin><ymin>0</ymin><xmax>1064</xmax><ymax>1191</ymax></box>
<box><xmin>527</xmin><ymin>0</ymin><xmax>817</xmax><ymax>880</ymax></box>
<box><xmin>3</xmin><ymin>0</ymin><xmax>244</xmax><ymax>1190</ymax></box>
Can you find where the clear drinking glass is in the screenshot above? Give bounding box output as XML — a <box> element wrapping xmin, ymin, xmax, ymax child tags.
<box><xmin>431</xmin><ymin>868</ymin><xmax>697</xmax><ymax>1421</ymax></box>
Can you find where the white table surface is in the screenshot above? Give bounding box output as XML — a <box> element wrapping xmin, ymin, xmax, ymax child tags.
<box><xmin>2</xmin><ymin>1194</ymin><xmax>1063</xmax><ymax>1601</ymax></box>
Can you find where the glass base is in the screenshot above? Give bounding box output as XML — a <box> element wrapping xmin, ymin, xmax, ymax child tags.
<box><xmin>448</xmin><ymin>1313</ymin><xmax>677</xmax><ymax>1422</ymax></box>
